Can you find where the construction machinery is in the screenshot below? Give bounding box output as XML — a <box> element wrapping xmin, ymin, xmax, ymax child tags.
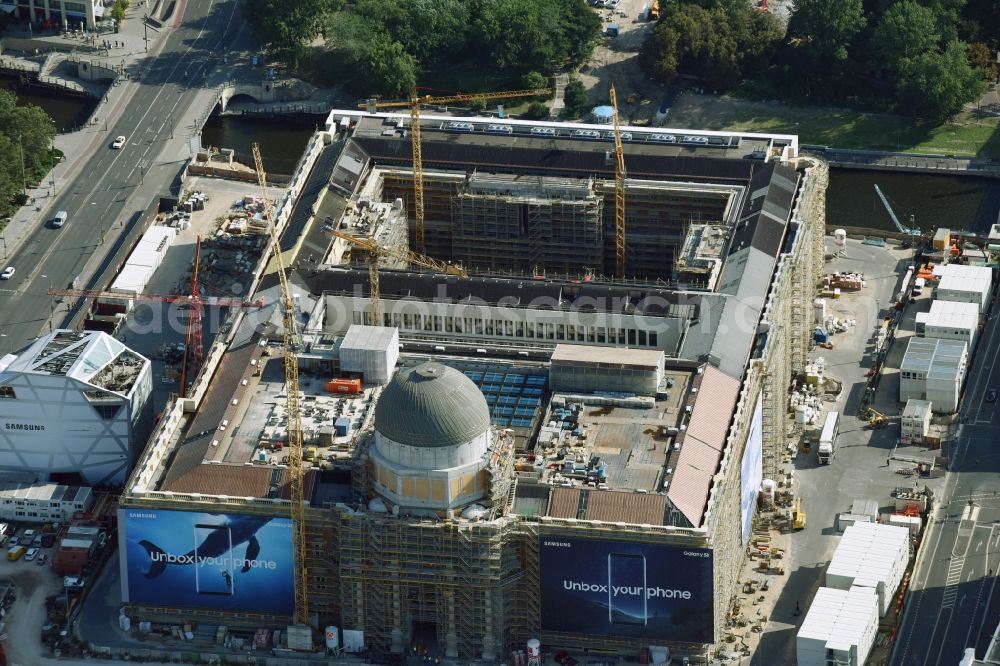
<box><xmin>792</xmin><ymin>497</ymin><xmax>807</xmax><ymax>530</ymax></box>
<box><xmin>866</xmin><ymin>407</ymin><xmax>888</xmax><ymax>429</ymax></box>
<box><xmin>47</xmin><ymin>269</ymin><xmax>264</xmax><ymax>398</ymax></box>
<box><xmin>609</xmin><ymin>84</ymin><xmax>627</xmax><ymax>277</ymax></box>
<box><xmin>332</xmin><ymin>229</ymin><xmax>467</xmax><ymax>323</ymax></box>
<box><xmin>251</xmin><ymin>143</ymin><xmax>310</xmax><ymax>630</ymax></box>
<box><xmin>359</xmin><ymin>87</ymin><xmax>552</xmax><ymax>254</ymax></box>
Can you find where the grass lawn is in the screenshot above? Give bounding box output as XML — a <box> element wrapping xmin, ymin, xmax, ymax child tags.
<box><xmin>681</xmin><ymin>96</ymin><xmax>1000</xmax><ymax>158</ymax></box>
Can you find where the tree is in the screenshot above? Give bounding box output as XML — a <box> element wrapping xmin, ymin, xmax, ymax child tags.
<box><xmin>0</xmin><ymin>90</ymin><xmax>58</xmax><ymax>217</ymax></box>
<box><xmin>364</xmin><ymin>34</ymin><xmax>418</xmax><ymax>97</ymax></box>
<box><xmin>110</xmin><ymin>0</ymin><xmax>127</xmax><ymax>26</ymax></box>
<box><xmin>896</xmin><ymin>40</ymin><xmax>986</xmax><ymax>122</ymax></box>
<box><xmin>352</xmin><ymin>0</ymin><xmax>469</xmax><ymax>66</ymax></box>
<box><xmin>562</xmin><ymin>79</ymin><xmax>589</xmax><ymax>116</ymax></box>
<box><xmin>242</xmin><ymin>0</ymin><xmax>340</xmax><ymax>67</ymax></box>
<box><xmin>872</xmin><ymin>1</ymin><xmax>940</xmax><ymax>70</ymax></box>
<box><xmin>788</xmin><ymin>0</ymin><xmax>866</xmax><ymax>62</ymax></box>
<box><xmin>639</xmin><ymin>2</ymin><xmax>782</xmax><ymax>91</ymax></box>
<box><xmin>522</xmin><ymin>101</ymin><xmax>551</xmax><ymax>119</ymax></box>
<box><xmin>967</xmin><ymin>42</ymin><xmax>999</xmax><ymax>80</ymax></box>
<box><xmin>522</xmin><ymin>71</ymin><xmax>550</xmax><ymax>91</ymax></box>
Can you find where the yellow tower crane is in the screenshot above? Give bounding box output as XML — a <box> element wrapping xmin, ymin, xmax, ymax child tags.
<box><xmin>332</xmin><ymin>229</ymin><xmax>467</xmax><ymax>324</ymax></box>
<box><xmin>251</xmin><ymin>143</ymin><xmax>310</xmax><ymax>629</ymax></box>
<box><xmin>609</xmin><ymin>84</ymin><xmax>626</xmax><ymax>278</ymax></box>
<box><xmin>359</xmin><ymin>87</ymin><xmax>553</xmax><ymax>254</ymax></box>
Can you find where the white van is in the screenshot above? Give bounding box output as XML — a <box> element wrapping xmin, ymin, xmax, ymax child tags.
<box><xmin>52</xmin><ymin>210</ymin><xmax>68</xmax><ymax>228</ymax></box>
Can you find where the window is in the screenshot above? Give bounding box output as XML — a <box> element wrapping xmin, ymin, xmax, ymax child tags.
<box><xmin>0</xmin><ymin>386</ymin><xmax>14</xmax><ymax>399</ymax></box>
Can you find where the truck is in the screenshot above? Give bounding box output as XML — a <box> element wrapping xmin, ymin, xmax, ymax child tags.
<box><xmin>818</xmin><ymin>410</ymin><xmax>839</xmax><ymax>464</ymax></box>
<box><xmin>913</xmin><ymin>277</ymin><xmax>926</xmax><ymax>295</ymax></box>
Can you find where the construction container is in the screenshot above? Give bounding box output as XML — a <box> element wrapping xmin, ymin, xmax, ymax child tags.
<box><xmin>338</xmin><ymin>325</ymin><xmax>400</xmax><ymax>385</ymax></box>
<box><xmin>825</xmin><ymin>522</ymin><xmax>909</xmax><ymax>617</ymax></box>
<box><xmin>324</xmin><ymin>378</ymin><xmax>362</xmax><ymax>394</ymax></box>
<box><xmin>797</xmin><ymin>586</ymin><xmax>878</xmax><ymax>666</ymax></box>
<box><xmin>888</xmin><ymin>513</ymin><xmax>922</xmax><ymax>535</ymax></box>
<box><xmin>334</xmin><ymin>416</ymin><xmax>351</xmax><ymax>437</ymax></box>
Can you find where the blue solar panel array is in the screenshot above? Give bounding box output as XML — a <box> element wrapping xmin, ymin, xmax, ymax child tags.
<box><xmin>462</xmin><ymin>370</ymin><xmax>547</xmax><ymax>428</ymax></box>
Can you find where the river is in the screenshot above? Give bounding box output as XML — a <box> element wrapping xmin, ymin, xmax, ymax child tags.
<box><xmin>826</xmin><ymin>169</ymin><xmax>1000</xmax><ymax>236</ymax></box>
<box><xmin>0</xmin><ymin>75</ymin><xmax>96</xmax><ymax>133</ymax></box>
<box><xmin>199</xmin><ymin>114</ymin><xmax>318</xmax><ymax>177</ymax></box>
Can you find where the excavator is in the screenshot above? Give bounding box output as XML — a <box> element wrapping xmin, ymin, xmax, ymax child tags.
<box><xmin>865</xmin><ymin>407</ymin><xmax>888</xmax><ymax>429</ymax></box>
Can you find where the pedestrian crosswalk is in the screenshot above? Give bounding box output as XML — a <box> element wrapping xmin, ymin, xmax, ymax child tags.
<box><xmin>942</xmin><ymin>556</ymin><xmax>966</xmax><ymax>608</ymax></box>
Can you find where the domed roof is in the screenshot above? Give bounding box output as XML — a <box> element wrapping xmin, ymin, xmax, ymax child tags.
<box><xmin>374</xmin><ymin>362</ymin><xmax>490</xmax><ymax>448</ymax></box>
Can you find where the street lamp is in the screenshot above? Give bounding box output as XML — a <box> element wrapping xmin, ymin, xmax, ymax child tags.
<box><xmin>16</xmin><ymin>134</ymin><xmax>26</xmax><ymax>198</ymax></box>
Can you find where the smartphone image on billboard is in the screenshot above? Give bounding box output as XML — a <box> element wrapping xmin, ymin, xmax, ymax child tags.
<box><xmin>607</xmin><ymin>553</ymin><xmax>647</xmax><ymax>626</ymax></box>
<box><xmin>194</xmin><ymin>524</ymin><xmax>234</xmax><ymax>596</ymax></box>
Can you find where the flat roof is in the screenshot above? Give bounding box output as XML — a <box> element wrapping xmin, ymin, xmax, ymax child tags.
<box><xmin>798</xmin><ymin>586</ymin><xmax>878</xmax><ymax>651</ymax></box>
<box><xmin>901</xmin><ymin>337</ymin><xmax>967</xmax><ymax>379</ymax></box>
<box><xmin>933</xmin><ymin>263</ymin><xmax>992</xmax><ymax>294</ymax></box>
<box><xmin>550</xmin><ymin>344</ymin><xmax>664</xmax><ymax>369</ymax></box>
<box><xmin>915</xmin><ymin>300</ymin><xmax>979</xmax><ymax>332</ymax></box>
<box><xmin>341</xmin><ymin>324</ymin><xmax>398</xmax><ymax>352</ymax></box>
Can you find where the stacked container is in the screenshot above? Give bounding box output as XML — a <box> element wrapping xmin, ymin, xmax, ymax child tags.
<box><xmin>825</xmin><ymin>522</ymin><xmax>910</xmax><ymax>617</ymax></box>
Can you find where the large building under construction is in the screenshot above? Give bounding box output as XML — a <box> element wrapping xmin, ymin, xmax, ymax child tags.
<box><xmin>118</xmin><ymin>112</ymin><xmax>828</xmax><ymax>663</ymax></box>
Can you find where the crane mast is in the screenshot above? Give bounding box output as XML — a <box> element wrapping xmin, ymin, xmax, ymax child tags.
<box><xmin>251</xmin><ymin>143</ymin><xmax>309</xmax><ymax>627</ymax></box>
<box><xmin>610</xmin><ymin>85</ymin><xmax>626</xmax><ymax>278</ymax></box>
<box><xmin>361</xmin><ymin>87</ymin><xmax>552</xmax><ymax>256</ymax></box>
<box><xmin>332</xmin><ymin>229</ymin><xmax>467</xmax><ymax>324</ymax></box>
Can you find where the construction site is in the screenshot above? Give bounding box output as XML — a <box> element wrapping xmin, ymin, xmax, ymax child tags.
<box><xmin>112</xmin><ymin>98</ymin><xmax>829</xmax><ymax>664</ymax></box>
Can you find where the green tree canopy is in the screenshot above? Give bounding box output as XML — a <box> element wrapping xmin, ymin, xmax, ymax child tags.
<box><xmin>351</xmin><ymin>0</ymin><xmax>469</xmax><ymax>66</ymax></box>
<box><xmin>0</xmin><ymin>90</ymin><xmax>58</xmax><ymax>217</ymax></box>
<box><xmin>640</xmin><ymin>2</ymin><xmax>782</xmax><ymax>91</ymax></box>
<box><xmin>895</xmin><ymin>40</ymin><xmax>986</xmax><ymax>121</ymax></box>
<box><xmin>872</xmin><ymin>1</ymin><xmax>940</xmax><ymax>69</ymax></box>
<box><xmin>242</xmin><ymin>0</ymin><xmax>340</xmax><ymax>66</ymax></box>
<box><xmin>788</xmin><ymin>0</ymin><xmax>866</xmax><ymax>62</ymax></box>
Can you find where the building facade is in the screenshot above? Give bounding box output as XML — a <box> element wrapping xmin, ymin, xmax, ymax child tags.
<box><xmin>0</xmin><ymin>330</ymin><xmax>153</xmax><ymax>485</ymax></box>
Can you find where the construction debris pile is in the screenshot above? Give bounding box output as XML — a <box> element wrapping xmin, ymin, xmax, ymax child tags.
<box><xmin>824</xmin><ymin>271</ymin><xmax>865</xmax><ymax>291</ymax></box>
<box><xmin>216</xmin><ymin>196</ymin><xmax>272</xmax><ymax>236</ymax></box>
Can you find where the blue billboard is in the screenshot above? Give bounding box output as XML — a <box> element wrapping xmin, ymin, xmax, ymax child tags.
<box><xmin>740</xmin><ymin>396</ymin><xmax>764</xmax><ymax>545</ymax></box>
<box><xmin>539</xmin><ymin>537</ymin><xmax>714</xmax><ymax>643</ymax></box>
<box><xmin>120</xmin><ymin>508</ymin><xmax>294</xmax><ymax>615</ymax></box>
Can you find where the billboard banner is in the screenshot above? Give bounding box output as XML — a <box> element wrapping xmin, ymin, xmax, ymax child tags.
<box><xmin>740</xmin><ymin>396</ymin><xmax>764</xmax><ymax>545</ymax></box>
<box><xmin>539</xmin><ymin>537</ymin><xmax>714</xmax><ymax>643</ymax></box>
<box><xmin>120</xmin><ymin>508</ymin><xmax>294</xmax><ymax>615</ymax></box>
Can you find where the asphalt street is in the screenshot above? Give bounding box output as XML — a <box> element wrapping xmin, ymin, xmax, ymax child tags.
<box><xmin>891</xmin><ymin>279</ymin><xmax>1000</xmax><ymax>665</ymax></box>
<box><xmin>0</xmin><ymin>0</ymin><xmax>252</xmax><ymax>355</ymax></box>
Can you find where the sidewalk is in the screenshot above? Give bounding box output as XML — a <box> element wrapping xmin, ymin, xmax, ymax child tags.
<box><xmin>0</xmin><ymin>0</ymin><xmax>173</xmax><ymax>263</ymax></box>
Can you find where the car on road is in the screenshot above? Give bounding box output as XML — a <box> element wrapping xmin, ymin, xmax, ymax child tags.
<box><xmin>24</xmin><ymin>547</ymin><xmax>38</xmax><ymax>561</ymax></box>
<box><xmin>0</xmin><ymin>266</ymin><xmax>14</xmax><ymax>280</ymax></box>
<box><xmin>987</xmin><ymin>389</ymin><xmax>997</xmax><ymax>403</ymax></box>
<box><xmin>51</xmin><ymin>210</ymin><xmax>68</xmax><ymax>228</ymax></box>
<box><xmin>111</xmin><ymin>135</ymin><xmax>126</xmax><ymax>149</ymax></box>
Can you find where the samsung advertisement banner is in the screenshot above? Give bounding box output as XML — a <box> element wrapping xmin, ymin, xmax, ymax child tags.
<box><xmin>120</xmin><ymin>509</ymin><xmax>294</xmax><ymax>615</ymax></box>
<box><xmin>539</xmin><ymin>537</ymin><xmax>714</xmax><ymax>643</ymax></box>
<box><xmin>740</xmin><ymin>396</ymin><xmax>764</xmax><ymax>545</ymax></box>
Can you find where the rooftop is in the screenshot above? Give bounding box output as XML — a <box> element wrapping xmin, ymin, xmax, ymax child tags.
<box><xmin>0</xmin><ymin>330</ymin><xmax>149</xmax><ymax>397</ymax></box>
<box><xmin>933</xmin><ymin>263</ymin><xmax>992</xmax><ymax>294</ymax></box>
<box><xmin>915</xmin><ymin>300</ymin><xmax>980</xmax><ymax>331</ymax></box>
<box><xmin>797</xmin><ymin>586</ymin><xmax>878</xmax><ymax>653</ymax></box>
<box><xmin>900</xmin><ymin>337</ymin><xmax>968</xmax><ymax>380</ymax></box>
<box><xmin>550</xmin><ymin>344</ymin><xmax>664</xmax><ymax>370</ymax></box>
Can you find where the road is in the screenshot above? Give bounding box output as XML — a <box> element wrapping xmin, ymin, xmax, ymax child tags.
<box><xmin>891</xmin><ymin>281</ymin><xmax>1000</xmax><ymax>665</ymax></box>
<box><xmin>0</xmin><ymin>0</ymin><xmax>250</xmax><ymax>355</ymax></box>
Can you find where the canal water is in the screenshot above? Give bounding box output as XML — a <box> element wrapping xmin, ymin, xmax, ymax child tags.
<box><xmin>0</xmin><ymin>75</ymin><xmax>96</xmax><ymax>133</ymax></box>
<box><xmin>826</xmin><ymin>169</ymin><xmax>1000</xmax><ymax>236</ymax></box>
<box><xmin>200</xmin><ymin>114</ymin><xmax>318</xmax><ymax>177</ymax></box>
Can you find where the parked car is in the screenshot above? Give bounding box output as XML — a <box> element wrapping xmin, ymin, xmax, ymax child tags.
<box><xmin>24</xmin><ymin>547</ymin><xmax>38</xmax><ymax>561</ymax></box>
<box><xmin>0</xmin><ymin>266</ymin><xmax>14</xmax><ymax>280</ymax></box>
<box><xmin>63</xmin><ymin>576</ymin><xmax>85</xmax><ymax>589</ymax></box>
<box><xmin>40</xmin><ymin>534</ymin><xmax>56</xmax><ymax>548</ymax></box>
<box><xmin>36</xmin><ymin>553</ymin><xmax>47</xmax><ymax>565</ymax></box>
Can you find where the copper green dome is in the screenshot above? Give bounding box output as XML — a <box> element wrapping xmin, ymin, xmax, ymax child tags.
<box><xmin>374</xmin><ymin>362</ymin><xmax>490</xmax><ymax>448</ymax></box>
